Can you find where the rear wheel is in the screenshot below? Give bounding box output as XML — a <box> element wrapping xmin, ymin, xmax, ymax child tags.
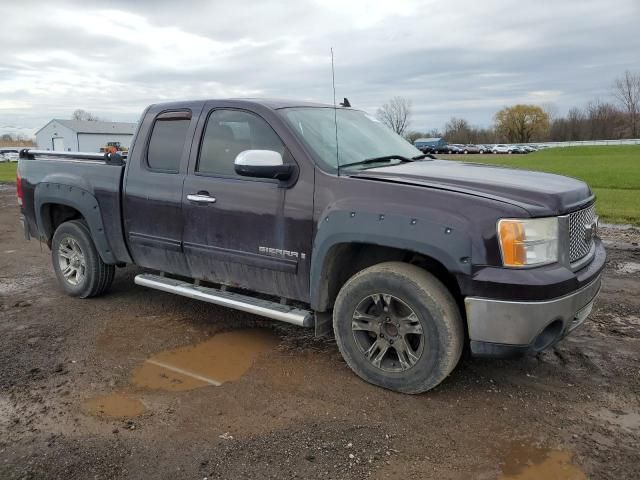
<box><xmin>51</xmin><ymin>220</ymin><xmax>115</xmax><ymax>298</ymax></box>
<box><xmin>333</xmin><ymin>262</ymin><xmax>464</xmax><ymax>394</ymax></box>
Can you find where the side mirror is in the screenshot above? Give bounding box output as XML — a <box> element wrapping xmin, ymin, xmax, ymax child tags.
<box><xmin>234</xmin><ymin>150</ymin><xmax>294</xmax><ymax>181</ymax></box>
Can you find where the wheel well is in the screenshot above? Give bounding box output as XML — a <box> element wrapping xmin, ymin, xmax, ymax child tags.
<box><xmin>41</xmin><ymin>203</ymin><xmax>84</xmax><ymax>245</ymax></box>
<box><xmin>318</xmin><ymin>243</ymin><xmax>462</xmax><ymax>313</ymax></box>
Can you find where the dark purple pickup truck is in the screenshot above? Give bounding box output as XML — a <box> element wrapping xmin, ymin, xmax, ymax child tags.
<box><xmin>15</xmin><ymin>99</ymin><xmax>605</xmax><ymax>393</ymax></box>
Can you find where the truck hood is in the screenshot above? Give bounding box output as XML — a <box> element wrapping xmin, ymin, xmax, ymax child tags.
<box><xmin>351</xmin><ymin>160</ymin><xmax>593</xmax><ymax>216</ymax></box>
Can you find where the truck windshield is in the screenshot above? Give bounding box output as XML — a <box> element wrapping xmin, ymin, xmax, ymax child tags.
<box><xmin>280</xmin><ymin>107</ymin><xmax>422</xmax><ymax>171</ymax></box>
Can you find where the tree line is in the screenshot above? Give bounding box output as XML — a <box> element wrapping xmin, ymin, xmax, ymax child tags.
<box><xmin>0</xmin><ymin>133</ymin><xmax>35</xmax><ymax>147</ymax></box>
<box><xmin>377</xmin><ymin>70</ymin><xmax>640</xmax><ymax>144</ymax></box>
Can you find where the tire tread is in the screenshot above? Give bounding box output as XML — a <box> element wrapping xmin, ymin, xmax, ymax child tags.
<box><xmin>333</xmin><ymin>261</ymin><xmax>464</xmax><ymax>394</ymax></box>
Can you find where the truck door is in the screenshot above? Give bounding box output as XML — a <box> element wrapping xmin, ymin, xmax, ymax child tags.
<box><xmin>123</xmin><ymin>107</ymin><xmax>201</xmax><ymax>276</ymax></box>
<box><xmin>181</xmin><ymin>106</ymin><xmax>313</xmax><ymax>302</ymax></box>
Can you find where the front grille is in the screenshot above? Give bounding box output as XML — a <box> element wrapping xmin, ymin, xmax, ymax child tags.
<box><xmin>568</xmin><ymin>204</ymin><xmax>596</xmax><ymax>263</ymax></box>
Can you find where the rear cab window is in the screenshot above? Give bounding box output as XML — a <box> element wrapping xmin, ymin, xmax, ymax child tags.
<box><xmin>147</xmin><ymin>111</ymin><xmax>192</xmax><ymax>173</ymax></box>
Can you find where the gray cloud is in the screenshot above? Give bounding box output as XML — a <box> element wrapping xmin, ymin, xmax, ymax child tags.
<box><xmin>1</xmin><ymin>0</ymin><xmax>638</xmax><ymax>137</ymax></box>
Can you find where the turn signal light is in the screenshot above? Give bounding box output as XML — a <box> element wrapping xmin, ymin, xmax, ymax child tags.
<box><xmin>498</xmin><ymin>220</ymin><xmax>527</xmax><ymax>266</ymax></box>
<box><xmin>497</xmin><ymin>217</ymin><xmax>559</xmax><ymax>267</ymax></box>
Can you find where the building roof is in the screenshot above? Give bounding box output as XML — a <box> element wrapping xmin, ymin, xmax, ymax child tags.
<box><xmin>414</xmin><ymin>137</ymin><xmax>443</xmax><ymax>142</ymax></box>
<box><xmin>36</xmin><ymin>119</ymin><xmax>137</xmax><ymax>136</ymax></box>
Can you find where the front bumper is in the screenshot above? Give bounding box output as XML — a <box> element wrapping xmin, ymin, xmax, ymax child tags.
<box><xmin>465</xmin><ymin>244</ymin><xmax>605</xmax><ymax>358</ymax></box>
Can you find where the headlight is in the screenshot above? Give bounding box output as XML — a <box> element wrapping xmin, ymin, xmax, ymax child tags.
<box><xmin>498</xmin><ymin>217</ymin><xmax>558</xmax><ymax>267</ymax></box>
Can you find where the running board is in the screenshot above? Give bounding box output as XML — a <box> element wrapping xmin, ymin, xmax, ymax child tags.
<box><xmin>134</xmin><ymin>273</ymin><xmax>313</xmax><ymax>328</ymax></box>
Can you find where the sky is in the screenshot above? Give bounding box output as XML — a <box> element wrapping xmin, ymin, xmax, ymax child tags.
<box><xmin>1</xmin><ymin>0</ymin><xmax>638</xmax><ymax>137</ymax></box>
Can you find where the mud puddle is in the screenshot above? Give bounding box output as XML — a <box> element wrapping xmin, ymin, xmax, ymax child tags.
<box><xmin>81</xmin><ymin>393</ymin><xmax>146</xmax><ymax>418</ymax></box>
<box><xmin>131</xmin><ymin>329</ymin><xmax>280</xmax><ymax>391</ymax></box>
<box><xmin>498</xmin><ymin>441</ymin><xmax>585</xmax><ymax>480</ymax></box>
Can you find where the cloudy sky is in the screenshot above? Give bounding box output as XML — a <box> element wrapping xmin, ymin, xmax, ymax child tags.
<box><xmin>1</xmin><ymin>0</ymin><xmax>638</xmax><ymax>137</ymax></box>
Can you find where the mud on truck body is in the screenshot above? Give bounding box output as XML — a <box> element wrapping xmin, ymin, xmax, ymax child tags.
<box><xmin>15</xmin><ymin>99</ymin><xmax>605</xmax><ymax>393</ymax></box>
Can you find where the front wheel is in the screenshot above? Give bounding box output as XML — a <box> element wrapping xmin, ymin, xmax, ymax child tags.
<box><xmin>51</xmin><ymin>220</ymin><xmax>115</xmax><ymax>298</ymax></box>
<box><xmin>333</xmin><ymin>262</ymin><xmax>464</xmax><ymax>394</ymax></box>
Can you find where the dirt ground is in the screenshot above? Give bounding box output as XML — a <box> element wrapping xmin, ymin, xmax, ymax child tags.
<box><xmin>1</xmin><ymin>183</ymin><xmax>639</xmax><ymax>480</ymax></box>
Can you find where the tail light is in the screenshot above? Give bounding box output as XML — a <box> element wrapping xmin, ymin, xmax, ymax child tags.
<box><xmin>16</xmin><ymin>170</ymin><xmax>23</xmax><ymax>206</ymax></box>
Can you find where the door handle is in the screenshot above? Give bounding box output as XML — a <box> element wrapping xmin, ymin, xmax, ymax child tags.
<box><xmin>187</xmin><ymin>194</ymin><xmax>216</xmax><ymax>204</ymax></box>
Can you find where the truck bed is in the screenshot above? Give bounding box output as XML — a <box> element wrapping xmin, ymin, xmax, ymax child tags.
<box><xmin>18</xmin><ymin>154</ymin><xmax>130</xmax><ymax>264</ymax></box>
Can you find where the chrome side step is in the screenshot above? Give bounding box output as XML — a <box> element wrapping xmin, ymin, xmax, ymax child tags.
<box><xmin>134</xmin><ymin>273</ymin><xmax>313</xmax><ymax>328</ymax></box>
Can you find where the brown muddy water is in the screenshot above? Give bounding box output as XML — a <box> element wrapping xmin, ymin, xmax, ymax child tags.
<box><xmin>131</xmin><ymin>329</ymin><xmax>280</xmax><ymax>391</ymax></box>
<box><xmin>498</xmin><ymin>441</ymin><xmax>586</xmax><ymax>480</ymax></box>
<box><xmin>82</xmin><ymin>329</ymin><xmax>280</xmax><ymax>418</ymax></box>
<box><xmin>81</xmin><ymin>393</ymin><xmax>146</xmax><ymax>419</ymax></box>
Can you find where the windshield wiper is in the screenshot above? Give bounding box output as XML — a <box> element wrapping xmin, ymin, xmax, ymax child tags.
<box><xmin>340</xmin><ymin>155</ymin><xmax>414</xmax><ymax>169</ymax></box>
<box><xmin>411</xmin><ymin>153</ymin><xmax>436</xmax><ymax>160</ymax></box>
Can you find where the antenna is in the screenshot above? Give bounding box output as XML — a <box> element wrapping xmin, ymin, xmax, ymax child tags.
<box><xmin>331</xmin><ymin>47</ymin><xmax>340</xmax><ymax>176</ymax></box>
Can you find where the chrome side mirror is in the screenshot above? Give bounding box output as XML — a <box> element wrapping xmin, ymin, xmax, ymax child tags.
<box><xmin>234</xmin><ymin>150</ymin><xmax>293</xmax><ymax>180</ymax></box>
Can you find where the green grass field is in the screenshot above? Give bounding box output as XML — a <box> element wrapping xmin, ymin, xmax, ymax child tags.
<box><xmin>0</xmin><ymin>162</ymin><xmax>17</xmax><ymax>183</ymax></box>
<box><xmin>444</xmin><ymin>145</ymin><xmax>640</xmax><ymax>225</ymax></box>
<box><xmin>2</xmin><ymin>146</ymin><xmax>638</xmax><ymax>224</ymax></box>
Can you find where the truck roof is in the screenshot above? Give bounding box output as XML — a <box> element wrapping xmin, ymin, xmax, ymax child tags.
<box><xmin>149</xmin><ymin>98</ymin><xmax>342</xmax><ymax>111</ymax></box>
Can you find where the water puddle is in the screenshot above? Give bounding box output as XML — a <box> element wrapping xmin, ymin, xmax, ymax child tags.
<box><xmin>131</xmin><ymin>329</ymin><xmax>280</xmax><ymax>391</ymax></box>
<box><xmin>498</xmin><ymin>441</ymin><xmax>585</xmax><ymax>480</ymax></box>
<box><xmin>615</xmin><ymin>262</ymin><xmax>640</xmax><ymax>275</ymax></box>
<box><xmin>81</xmin><ymin>393</ymin><xmax>146</xmax><ymax>418</ymax></box>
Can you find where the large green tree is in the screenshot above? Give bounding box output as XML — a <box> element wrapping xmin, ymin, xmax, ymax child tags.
<box><xmin>494</xmin><ymin>105</ymin><xmax>550</xmax><ymax>143</ymax></box>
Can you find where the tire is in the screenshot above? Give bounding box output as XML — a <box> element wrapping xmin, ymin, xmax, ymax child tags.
<box><xmin>51</xmin><ymin>220</ymin><xmax>115</xmax><ymax>298</ymax></box>
<box><xmin>463</xmin><ymin>150</ymin><xmax>468</xmax><ymax>154</ymax></box>
<box><xmin>333</xmin><ymin>262</ymin><xmax>464</xmax><ymax>394</ymax></box>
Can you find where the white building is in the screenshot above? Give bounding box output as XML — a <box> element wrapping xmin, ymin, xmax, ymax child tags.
<box><xmin>35</xmin><ymin>119</ymin><xmax>137</xmax><ymax>152</ymax></box>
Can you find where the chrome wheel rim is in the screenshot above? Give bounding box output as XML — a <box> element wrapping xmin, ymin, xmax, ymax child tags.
<box><xmin>58</xmin><ymin>237</ymin><xmax>86</xmax><ymax>286</ymax></box>
<box><xmin>351</xmin><ymin>293</ymin><xmax>424</xmax><ymax>372</ymax></box>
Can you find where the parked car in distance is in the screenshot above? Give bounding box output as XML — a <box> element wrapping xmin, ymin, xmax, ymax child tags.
<box><xmin>429</xmin><ymin>144</ymin><xmax>452</xmax><ymax>154</ymax></box>
<box><xmin>460</xmin><ymin>144</ymin><xmax>481</xmax><ymax>154</ymax></box>
<box><xmin>492</xmin><ymin>144</ymin><xmax>517</xmax><ymax>154</ymax></box>
<box><xmin>414</xmin><ymin>137</ymin><xmax>446</xmax><ymax>154</ymax></box>
<box><xmin>0</xmin><ymin>149</ymin><xmax>20</xmax><ymax>162</ymax></box>
<box><xmin>16</xmin><ymin>98</ymin><xmax>605</xmax><ymax>394</ymax></box>
<box><xmin>445</xmin><ymin>144</ymin><xmax>464</xmax><ymax>154</ymax></box>
<box><xmin>479</xmin><ymin>144</ymin><xmax>494</xmax><ymax>154</ymax></box>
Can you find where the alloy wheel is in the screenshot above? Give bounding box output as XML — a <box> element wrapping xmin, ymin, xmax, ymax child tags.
<box><xmin>57</xmin><ymin>236</ymin><xmax>86</xmax><ymax>286</ymax></box>
<box><xmin>351</xmin><ymin>293</ymin><xmax>425</xmax><ymax>372</ymax></box>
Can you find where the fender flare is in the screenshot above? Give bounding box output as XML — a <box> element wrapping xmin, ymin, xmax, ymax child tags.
<box><xmin>34</xmin><ymin>182</ymin><xmax>116</xmax><ymax>264</ymax></box>
<box><xmin>309</xmin><ymin>210</ymin><xmax>473</xmax><ymax>311</ymax></box>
